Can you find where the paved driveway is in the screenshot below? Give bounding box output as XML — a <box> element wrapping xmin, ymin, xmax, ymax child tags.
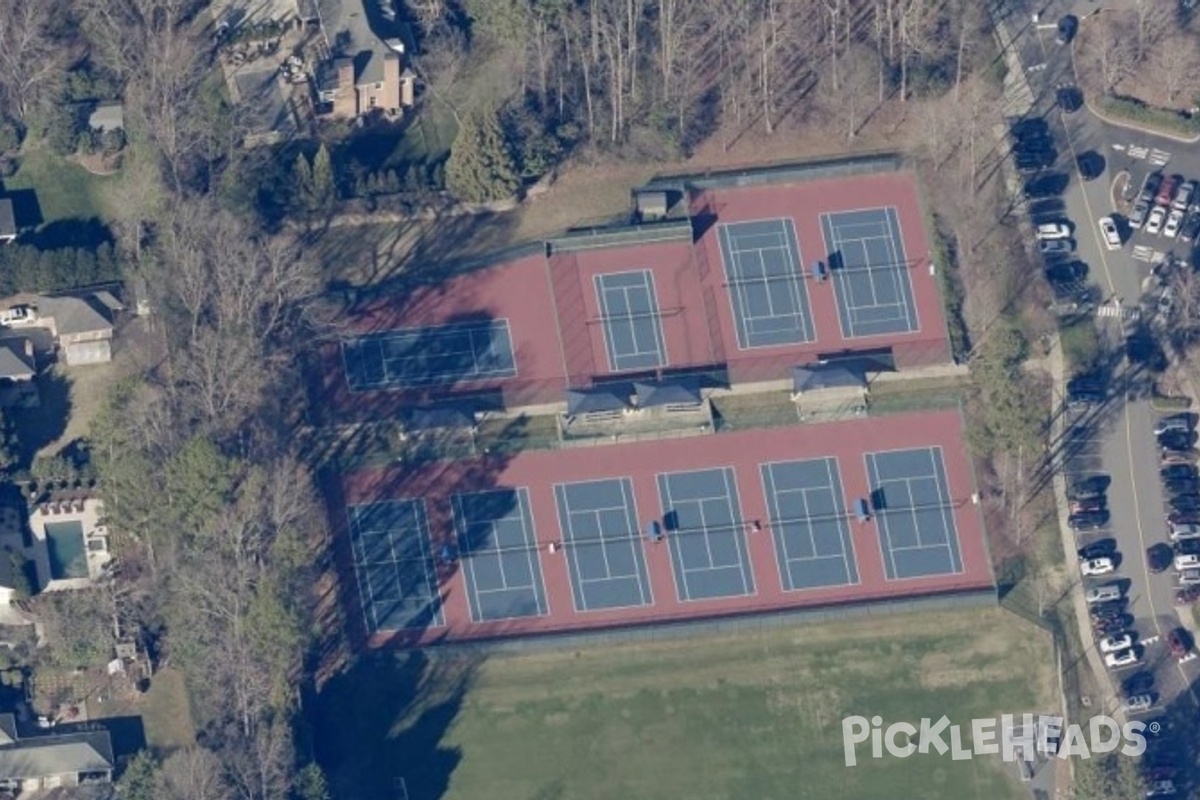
<box><xmin>996</xmin><ymin>0</ymin><xmax>1200</xmax><ymax>772</ymax></box>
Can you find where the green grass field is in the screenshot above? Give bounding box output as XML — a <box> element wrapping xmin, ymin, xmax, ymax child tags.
<box><xmin>314</xmin><ymin>608</ymin><xmax>1055</xmax><ymax>800</ymax></box>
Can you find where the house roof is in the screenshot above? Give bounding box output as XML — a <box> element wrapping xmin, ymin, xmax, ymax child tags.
<box><xmin>633</xmin><ymin>378</ymin><xmax>701</xmax><ymax>408</ymax></box>
<box><xmin>0</xmin><ymin>715</ymin><xmax>16</xmax><ymax>746</ymax></box>
<box><xmin>38</xmin><ymin>296</ymin><xmax>113</xmax><ymax>337</ymax></box>
<box><xmin>0</xmin><ymin>341</ymin><xmax>34</xmax><ymax>380</ymax></box>
<box><xmin>0</xmin><ymin>730</ymin><xmax>113</xmax><ymax>780</ymax></box>
<box><xmin>87</xmin><ymin>103</ymin><xmax>124</xmax><ymax>133</ymax></box>
<box><xmin>318</xmin><ymin>0</ymin><xmax>396</xmax><ymax>85</ymax></box>
<box><xmin>792</xmin><ymin>363</ymin><xmax>867</xmax><ymax>393</ymax></box>
<box><xmin>566</xmin><ymin>387</ymin><xmax>629</xmax><ymax>416</ymax></box>
<box><xmin>0</xmin><ymin>199</ymin><xmax>14</xmax><ymax>239</ymax></box>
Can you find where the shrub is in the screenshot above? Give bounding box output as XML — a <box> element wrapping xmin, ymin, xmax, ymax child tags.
<box><xmin>1095</xmin><ymin>94</ymin><xmax>1200</xmax><ymax>138</ymax></box>
<box><xmin>0</xmin><ymin>118</ymin><xmax>23</xmax><ymax>154</ymax></box>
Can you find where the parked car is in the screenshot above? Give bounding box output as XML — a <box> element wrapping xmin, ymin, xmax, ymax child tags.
<box><xmin>1178</xmin><ymin>567</ymin><xmax>1200</xmax><ymax>585</ymax></box>
<box><xmin>1078</xmin><ymin>539</ymin><xmax>1116</xmax><ymax>559</ymax></box>
<box><xmin>1090</xmin><ymin>599</ymin><xmax>1127</xmax><ymax>618</ymax></box>
<box><xmin>1070</xmin><ymin>497</ymin><xmax>1107</xmax><ymax>513</ymax></box>
<box><xmin>1036</xmin><ymin>222</ymin><xmax>1072</xmax><ymax>240</ymax></box>
<box><xmin>1024</xmin><ymin>173</ymin><xmax>1069</xmax><ymax>199</ymax></box>
<box><xmin>1164</xmin><ymin>478</ymin><xmax>1200</xmax><ymax>496</ymax></box>
<box><xmin>1169</xmin><ymin>494</ymin><xmax>1200</xmax><ymax>513</ymax></box>
<box><xmin>1147</xmin><ymin>205</ymin><xmax>1168</xmax><ymax>235</ymax></box>
<box><xmin>1160</xmin><ymin>430</ymin><xmax>1196</xmax><ymax>452</ymax></box>
<box><xmin>1070</xmin><ymin>511</ymin><xmax>1110</xmax><ymax>531</ymax></box>
<box><xmin>1131</xmin><ymin>199</ymin><xmax>1151</xmax><ymax>229</ymax></box>
<box><xmin>1086</xmin><ymin>584</ymin><xmax>1123</xmax><ymax>603</ymax></box>
<box><xmin>1081</xmin><ymin>557</ymin><xmax>1115</xmax><ymax>576</ymax></box>
<box><xmin>1163</xmin><ymin>449</ymin><xmax>1200</xmax><ymax>464</ymax></box>
<box><xmin>1175</xmin><ymin>554</ymin><xmax>1200</xmax><ymax>570</ymax></box>
<box><xmin>1174</xmin><ymin>538</ymin><xmax>1200</xmax><ymax>555</ymax></box>
<box><xmin>1175</xmin><ymin>585</ymin><xmax>1200</xmax><ymax>604</ymax></box>
<box><xmin>1157</xmin><ymin>174</ymin><xmax>1180</xmax><ymax>207</ymax></box>
<box><xmin>1095</xmin><ymin>615</ymin><xmax>1132</xmax><ymax>635</ymax></box>
<box><xmin>1180</xmin><ymin>211</ymin><xmax>1200</xmax><ymax>244</ymax></box>
<box><xmin>1139</xmin><ymin>171</ymin><xmax>1163</xmax><ymax>203</ymax></box>
<box><xmin>1104</xmin><ymin>648</ymin><xmax>1139</xmax><ymax>668</ymax></box>
<box><xmin>1099</xmin><ymin>633</ymin><xmax>1134</xmax><ymax>653</ymax></box>
<box><xmin>1122</xmin><ymin>694</ymin><xmax>1154</xmax><ymax>713</ymax></box>
<box><xmin>1122</xmin><ymin>671</ymin><xmax>1155</xmax><ymax>696</ymax></box>
<box><xmin>1161</xmin><ymin>463</ymin><xmax>1197</xmax><ymax>480</ymax></box>
<box><xmin>1165</xmin><ymin>208</ymin><xmax>1185</xmax><ymax>239</ymax></box>
<box><xmin>1095</xmin><ymin>217</ymin><xmax>1119</xmax><ymax>250</ymax></box>
<box><xmin>1173</xmin><ymin>180</ymin><xmax>1195</xmax><ymax>211</ymax></box>
<box><xmin>1070</xmin><ymin>475</ymin><xmax>1109</xmax><ymax>499</ymax></box>
<box><xmin>1039</xmin><ymin>238</ymin><xmax>1075</xmax><ymax>256</ymax></box>
<box><xmin>1046</xmin><ymin>261</ymin><xmax>1087</xmax><ymax>285</ymax></box>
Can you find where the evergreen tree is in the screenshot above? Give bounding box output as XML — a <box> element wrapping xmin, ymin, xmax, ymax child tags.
<box><xmin>445</xmin><ymin>110</ymin><xmax>520</xmax><ymax>203</ymax></box>
<box><xmin>292</xmin><ymin>153</ymin><xmax>314</xmax><ymax>212</ymax></box>
<box><xmin>311</xmin><ymin>143</ymin><xmax>336</xmax><ymax>209</ymax></box>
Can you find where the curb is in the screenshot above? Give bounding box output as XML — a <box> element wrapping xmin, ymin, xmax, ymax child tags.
<box><xmin>1083</xmin><ymin>98</ymin><xmax>1200</xmax><ymax>145</ymax></box>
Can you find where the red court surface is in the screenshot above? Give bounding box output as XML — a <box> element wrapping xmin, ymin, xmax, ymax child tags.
<box><xmin>315</xmin><ymin>169</ymin><xmax>951</xmax><ymax>419</ymax></box>
<box><xmin>336</xmin><ymin>408</ymin><xmax>994</xmax><ymax>648</ymax></box>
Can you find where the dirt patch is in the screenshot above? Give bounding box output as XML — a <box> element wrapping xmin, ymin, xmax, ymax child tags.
<box><xmin>70</xmin><ymin>152</ymin><xmax>121</xmax><ymax>176</ymax></box>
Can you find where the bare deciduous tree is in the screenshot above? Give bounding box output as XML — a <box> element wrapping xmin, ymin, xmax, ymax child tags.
<box><xmin>1150</xmin><ymin>34</ymin><xmax>1200</xmax><ymax>106</ymax></box>
<box><xmin>0</xmin><ymin>0</ymin><xmax>67</xmax><ymax>121</ymax></box>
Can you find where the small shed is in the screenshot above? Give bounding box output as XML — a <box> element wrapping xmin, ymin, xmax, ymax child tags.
<box><xmin>565</xmin><ymin>387</ymin><xmax>630</xmax><ymax>417</ymax></box>
<box><xmin>634</xmin><ymin>190</ymin><xmax>669</xmax><ymax>222</ymax></box>
<box><xmin>633</xmin><ymin>378</ymin><xmax>702</xmax><ymax>410</ymax></box>
<box><xmin>87</xmin><ymin>102</ymin><xmax>124</xmax><ymax>133</ymax></box>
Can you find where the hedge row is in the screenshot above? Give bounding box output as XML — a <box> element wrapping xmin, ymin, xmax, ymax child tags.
<box><xmin>1094</xmin><ymin>95</ymin><xmax>1200</xmax><ymax>139</ymax></box>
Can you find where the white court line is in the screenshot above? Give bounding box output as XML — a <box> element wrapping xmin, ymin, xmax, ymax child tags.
<box><xmin>657</xmin><ymin>468</ymin><xmax>753</xmax><ymax>601</ymax></box>
<box><xmin>720</xmin><ymin>466</ymin><xmax>752</xmax><ymax>595</ymax></box>
<box><xmin>617</xmin><ymin>477</ymin><xmax>653</xmax><ymax>607</ymax></box>
<box><xmin>864</xmin><ymin>448</ymin><xmax>962</xmax><ymax>577</ymax></box>
<box><xmin>864</xmin><ymin>454</ymin><xmax>900</xmax><ymax>580</ymax></box>
<box><xmin>719</xmin><ymin>220</ymin><xmax>810</xmax><ymax>347</ymax></box>
<box><xmin>822</xmin><ymin>457</ymin><xmax>859</xmax><ymax>584</ymax></box>
<box><xmin>347</xmin><ymin>500</ymin><xmax>444</xmax><ymax>630</ymax></box>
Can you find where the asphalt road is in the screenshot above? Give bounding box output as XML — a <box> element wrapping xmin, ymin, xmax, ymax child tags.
<box><xmin>1000</xmin><ymin>0</ymin><xmax>1200</xmax><ymax>768</ymax></box>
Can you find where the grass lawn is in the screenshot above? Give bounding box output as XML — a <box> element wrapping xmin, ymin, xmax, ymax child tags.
<box><xmin>1</xmin><ymin>139</ymin><xmax>161</xmax><ymax>227</ymax></box>
<box><xmin>314</xmin><ymin>608</ymin><xmax>1055</xmax><ymax>800</ymax></box>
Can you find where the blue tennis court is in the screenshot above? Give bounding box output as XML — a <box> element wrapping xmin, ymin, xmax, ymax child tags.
<box><xmin>342</xmin><ymin>319</ymin><xmax>517</xmax><ymax>391</ymax></box>
<box><xmin>452</xmin><ymin>487</ymin><xmax>549</xmax><ymax>622</ymax></box>
<box><xmin>554</xmin><ymin>477</ymin><xmax>654</xmax><ymax>611</ymax></box>
<box><xmin>657</xmin><ymin>467</ymin><xmax>755</xmax><ymax>601</ymax></box>
<box><xmin>347</xmin><ymin>500</ymin><xmax>444</xmax><ymax>632</ymax></box>
<box><xmin>761</xmin><ymin>458</ymin><xmax>859</xmax><ymax>591</ymax></box>
<box><xmin>717</xmin><ymin>219</ymin><xmax>815</xmax><ymax>349</ymax></box>
<box><xmin>595</xmin><ymin>271</ymin><xmax>668</xmax><ymax>372</ymax></box>
<box><xmin>821</xmin><ymin>208</ymin><xmax>919</xmax><ymax>338</ymax></box>
<box><xmin>865</xmin><ymin>447</ymin><xmax>963</xmax><ymax>579</ymax></box>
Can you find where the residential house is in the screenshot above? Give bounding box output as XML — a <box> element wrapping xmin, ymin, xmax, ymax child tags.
<box><xmin>0</xmin><ymin>293</ymin><xmax>120</xmax><ymax>367</ymax></box>
<box><xmin>0</xmin><ymin>338</ymin><xmax>37</xmax><ymax>408</ymax></box>
<box><xmin>312</xmin><ymin>0</ymin><xmax>416</xmax><ymax>118</ymax></box>
<box><xmin>27</xmin><ymin>497</ymin><xmax>112</xmax><ymax>593</ymax></box>
<box><xmin>0</xmin><ymin>199</ymin><xmax>15</xmax><ymax>245</ymax></box>
<box><xmin>0</xmin><ymin>714</ymin><xmax>114</xmax><ymax>793</ymax></box>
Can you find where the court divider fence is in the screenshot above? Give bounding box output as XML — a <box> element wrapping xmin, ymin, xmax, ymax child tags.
<box><xmin>416</xmin><ymin>586</ymin><xmax>998</xmax><ymax>656</ymax></box>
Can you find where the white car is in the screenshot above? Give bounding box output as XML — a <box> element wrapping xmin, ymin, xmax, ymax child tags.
<box><xmin>1122</xmin><ymin>694</ymin><xmax>1154</xmax><ymax>713</ymax></box>
<box><xmin>1104</xmin><ymin>648</ymin><xmax>1139</xmax><ymax>668</ymax></box>
<box><xmin>1179</xmin><ymin>568</ymin><xmax>1200</xmax><ymax>585</ymax></box>
<box><xmin>1147</xmin><ymin>205</ymin><xmax>1167</xmax><ymax>235</ymax></box>
<box><xmin>1176</xmin><ymin>554</ymin><xmax>1200</xmax><ymax>570</ymax></box>
<box><xmin>1170</xmin><ymin>523</ymin><xmax>1200</xmax><ymax>540</ymax></box>
<box><xmin>1039</xmin><ymin>238</ymin><xmax>1075</xmax><ymax>256</ymax></box>
<box><xmin>1165</xmin><ymin>208</ymin><xmax>1185</xmax><ymax>239</ymax></box>
<box><xmin>1036</xmin><ymin>222</ymin><xmax>1072</xmax><ymax>240</ymax></box>
<box><xmin>1081</xmin><ymin>557</ymin><xmax>1115</xmax><ymax>576</ymax></box>
<box><xmin>1086</xmin><ymin>585</ymin><xmax>1122</xmax><ymax>603</ymax></box>
<box><xmin>1098</xmin><ymin>216</ymin><xmax>1121</xmax><ymax>250</ymax></box>
<box><xmin>1173</xmin><ymin>180</ymin><xmax>1196</xmax><ymax>211</ymax></box>
<box><xmin>1099</xmin><ymin>633</ymin><xmax>1133</xmax><ymax>653</ymax></box>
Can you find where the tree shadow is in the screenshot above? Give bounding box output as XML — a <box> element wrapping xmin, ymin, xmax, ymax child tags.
<box><xmin>10</xmin><ymin>371</ymin><xmax>71</xmax><ymax>468</ymax></box>
<box><xmin>307</xmin><ymin>650</ymin><xmax>478</xmax><ymax>800</ymax></box>
<box><xmin>21</xmin><ymin>218</ymin><xmax>113</xmax><ymax>250</ymax></box>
